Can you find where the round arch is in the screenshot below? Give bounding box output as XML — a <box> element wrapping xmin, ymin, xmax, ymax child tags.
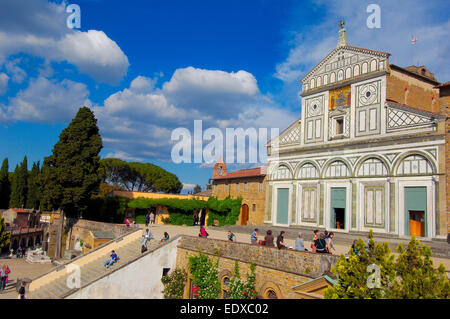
<box><xmin>322</xmin><ymin>158</ymin><xmax>353</xmax><ymax>179</ymax></box>
<box><xmin>354</xmin><ymin>155</ymin><xmax>391</xmax><ymax>177</ymax></box>
<box><xmin>392</xmin><ymin>151</ymin><xmax>437</xmax><ymax>176</ymax></box>
<box><xmin>294</xmin><ymin>160</ymin><xmax>321</xmax><ymax>179</ymax></box>
<box><xmin>259</xmin><ymin>281</ymin><xmax>283</xmax><ymax>299</ymax></box>
<box><xmin>270</xmin><ymin>162</ymin><xmax>294</xmax><ymax>181</ymax></box>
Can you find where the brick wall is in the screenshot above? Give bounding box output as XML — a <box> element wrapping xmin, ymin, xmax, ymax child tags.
<box><xmin>439</xmin><ymin>91</ymin><xmax>450</xmax><ymax>234</ymax></box>
<box><xmin>175</xmin><ymin>236</ymin><xmax>338</xmax><ymax>299</ymax></box>
<box><xmin>386</xmin><ymin>69</ymin><xmax>440</xmax><ymax>113</ymax></box>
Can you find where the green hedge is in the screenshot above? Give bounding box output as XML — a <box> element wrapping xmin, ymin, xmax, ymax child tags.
<box><xmin>128</xmin><ymin>196</ymin><xmax>242</xmax><ymax>226</ymax></box>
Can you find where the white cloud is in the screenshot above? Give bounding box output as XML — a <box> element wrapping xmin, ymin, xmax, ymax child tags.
<box><xmin>1</xmin><ymin>76</ymin><xmax>91</xmax><ymax>123</ymax></box>
<box><xmin>0</xmin><ymin>0</ymin><xmax>129</xmax><ymax>84</ymax></box>
<box><xmin>0</xmin><ymin>73</ymin><xmax>9</xmax><ymax>94</ymax></box>
<box><xmin>275</xmin><ymin>0</ymin><xmax>450</xmax><ymax>83</ymax></box>
<box><xmin>5</xmin><ymin>58</ymin><xmax>27</xmax><ymax>83</ymax></box>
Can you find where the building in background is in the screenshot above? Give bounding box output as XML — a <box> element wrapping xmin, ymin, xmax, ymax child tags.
<box><xmin>266</xmin><ymin>22</ymin><xmax>448</xmax><ymax>240</ymax></box>
<box><xmin>211</xmin><ymin>158</ymin><xmax>267</xmax><ymax>226</ymax></box>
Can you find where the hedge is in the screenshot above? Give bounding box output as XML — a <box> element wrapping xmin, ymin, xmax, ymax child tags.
<box><xmin>128</xmin><ymin>196</ymin><xmax>242</xmax><ymax>226</ymax></box>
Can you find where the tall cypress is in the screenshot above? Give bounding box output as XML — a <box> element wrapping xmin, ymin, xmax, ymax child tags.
<box><xmin>41</xmin><ymin>107</ymin><xmax>103</xmax><ymax>217</ymax></box>
<box><xmin>10</xmin><ymin>156</ymin><xmax>28</xmax><ymax>208</ymax></box>
<box><xmin>0</xmin><ymin>158</ymin><xmax>11</xmax><ymax>209</ymax></box>
<box><xmin>26</xmin><ymin>161</ymin><xmax>41</xmax><ymax>210</ymax></box>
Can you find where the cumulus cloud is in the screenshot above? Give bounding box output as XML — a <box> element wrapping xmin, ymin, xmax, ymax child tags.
<box><xmin>5</xmin><ymin>58</ymin><xmax>27</xmax><ymax>83</ymax></box>
<box><xmin>0</xmin><ymin>0</ymin><xmax>129</xmax><ymax>84</ymax></box>
<box><xmin>0</xmin><ymin>73</ymin><xmax>9</xmax><ymax>94</ymax></box>
<box><xmin>275</xmin><ymin>0</ymin><xmax>450</xmax><ymax>83</ymax></box>
<box><xmin>0</xmin><ymin>76</ymin><xmax>91</xmax><ymax>123</ymax></box>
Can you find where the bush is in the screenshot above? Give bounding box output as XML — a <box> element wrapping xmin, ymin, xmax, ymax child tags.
<box><xmin>161</xmin><ymin>268</ymin><xmax>187</xmax><ymax>299</ymax></box>
<box><xmin>188</xmin><ymin>252</ymin><xmax>221</xmax><ymax>299</ymax></box>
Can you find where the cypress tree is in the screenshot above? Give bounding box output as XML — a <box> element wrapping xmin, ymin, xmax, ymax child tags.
<box><xmin>41</xmin><ymin>106</ymin><xmax>103</xmax><ymax>217</ymax></box>
<box><xmin>0</xmin><ymin>158</ymin><xmax>11</xmax><ymax>209</ymax></box>
<box><xmin>26</xmin><ymin>161</ymin><xmax>41</xmax><ymax>210</ymax></box>
<box><xmin>10</xmin><ymin>156</ymin><xmax>28</xmax><ymax>208</ymax></box>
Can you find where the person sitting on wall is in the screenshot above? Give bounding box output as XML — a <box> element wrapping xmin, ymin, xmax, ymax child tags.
<box><xmin>199</xmin><ymin>226</ymin><xmax>208</xmax><ymax>238</ymax></box>
<box><xmin>250</xmin><ymin>229</ymin><xmax>258</xmax><ymax>245</ymax></box>
<box><xmin>264</xmin><ymin>230</ymin><xmax>274</xmax><ymax>247</ymax></box>
<box><xmin>314</xmin><ymin>233</ymin><xmax>327</xmax><ymax>253</ymax></box>
<box><xmin>295</xmin><ymin>232</ymin><xmax>308</xmax><ymax>252</ymax></box>
<box><xmin>227</xmin><ymin>231</ymin><xmax>236</xmax><ymax>242</ymax></box>
<box><xmin>160</xmin><ymin>232</ymin><xmax>170</xmax><ymax>243</ymax></box>
<box><xmin>276</xmin><ymin>231</ymin><xmax>287</xmax><ymax>250</ymax></box>
<box><xmin>104</xmin><ymin>250</ymin><xmax>118</xmax><ymax>268</ymax></box>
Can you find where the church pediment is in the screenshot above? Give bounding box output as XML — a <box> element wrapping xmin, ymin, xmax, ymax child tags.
<box><xmin>301</xmin><ymin>46</ymin><xmax>390</xmax><ymax>93</ymax></box>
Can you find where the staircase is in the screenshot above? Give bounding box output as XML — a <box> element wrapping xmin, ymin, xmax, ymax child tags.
<box><xmin>28</xmin><ymin>230</ymin><xmax>161</xmax><ymax>299</ymax></box>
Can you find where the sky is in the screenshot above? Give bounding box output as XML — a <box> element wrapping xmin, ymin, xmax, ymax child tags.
<box><xmin>0</xmin><ymin>0</ymin><xmax>449</xmax><ymax>193</ymax></box>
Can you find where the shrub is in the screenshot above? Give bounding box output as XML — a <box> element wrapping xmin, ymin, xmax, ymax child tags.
<box><xmin>161</xmin><ymin>268</ymin><xmax>187</xmax><ymax>299</ymax></box>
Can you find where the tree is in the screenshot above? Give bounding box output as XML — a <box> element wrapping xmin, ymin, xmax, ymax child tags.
<box><xmin>100</xmin><ymin>158</ymin><xmax>183</xmax><ymax>194</ymax></box>
<box><xmin>0</xmin><ymin>216</ymin><xmax>10</xmax><ymax>249</ymax></box>
<box><xmin>26</xmin><ymin>161</ymin><xmax>41</xmax><ymax>210</ymax></box>
<box><xmin>188</xmin><ymin>252</ymin><xmax>221</xmax><ymax>299</ymax></box>
<box><xmin>325</xmin><ymin>232</ymin><xmax>450</xmax><ymax>299</ymax></box>
<box><xmin>40</xmin><ymin>107</ymin><xmax>103</xmax><ymax>217</ymax></box>
<box><xmin>0</xmin><ymin>158</ymin><xmax>11</xmax><ymax>209</ymax></box>
<box><xmin>387</xmin><ymin>237</ymin><xmax>450</xmax><ymax>298</ymax></box>
<box><xmin>193</xmin><ymin>185</ymin><xmax>202</xmax><ymax>194</ymax></box>
<box><xmin>9</xmin><ymin>156</ymin><xmax>28</xmax><ymax>208</ymax></box>
<box><xmin>324</xmin><ymin>230</ymin><xmax>396</xmax><ymax>299</ymax></box>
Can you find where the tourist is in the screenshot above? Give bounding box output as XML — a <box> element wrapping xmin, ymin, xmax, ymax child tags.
<box><xmin>314</xmin><ymin>233</ymin><xmax>327</xmax><ymax>253</ymax></box>
<box><xmin>141</xmin><ymin>244</ymin><xmax>147</xmax><ymax>254</ymax></box>
<box><xmin>264</xmin><ymin>230</ymin><xmax>274</xmax><ymax>247</ymax></box>
<box><xmin>326</xmin><ymin>232</ymin><xmax>336</xmax><ymax>254</ymax></box>
<box><xmin>5</xmin><ymin>266</ymin><xmax>10</xmax><ymax>285</ymax></box>
<box><xmin>324</xmin><ymin>230</ymin><xmax>329</xmax><ymax>239</ymax></box>
<box><xmin>227</xmin><ymin>231</ymin><xmax>236</xmax><ymax>242</ymax></box>
<box><xmin>250</xmin><ymin>229</ymin><xmax>258</xmax><ymax>245</ymax></box>
<box><xmin>142</xmin><ymin>228</ymin><xmax>153</xmax><ymax>247</ymax></box>
<box><xmin>0</xmin><ymin>266</ymin><xmax>7</xmax><ymax>291</ymax></box>
<box><xmin>145</xmin><ymin>213</ymin><xmax>150</xmax><ymax>227</ymax></box>
<box><xmin>150</xmin><ymin>212</ymin><xmax>155</xmax><ymax>225</ymax></box>
<box><xmin>125</xmin><ymin>218</ymin><xmax>130</xmax><ymax>227</ymax></box>
<box><xmin>365</xmin><ymin>233</ymin><xmax>373</xmax><ymax>251</ymax></box>
<box><xmin>351</xmin><ymin>239</ymin><xmax>358</xmax><ymax>254</ymax></box>
<box><xmin>295</xmin><ymin>232</ymin><xmax>307</xmax><ymax>252</ymax></box>
<box><xmin>199</xmin><ymin>226</ymin><xmax>208</xmax><ymax>238</ymax></box>
<box><xmin>276</xmin><ymin>231</ymin><xmax>287</xmax><ymax>250</ymax></box>
<box><xmin>133</xmin><ymin>220</ymin><xmax>138</xmax><ymax>228</ymax></box>
<box><xmin>161</xmin><ymin>232</ymin><xmax>170</xmax><ymax>243</ymax></box>
<box><xmin>104</xmin><ymin>250</ymin><xmax>118</xmax><ymax>268</ymax></box>
<box><xmin>18</xmin><ymin>282</ymin><xmax>26</xmax><ymax>299</ymax></box>
<box><xmin>311</xmin><ymin>230</ymin><xmax>319</xmax><ymax>252</ymax></box>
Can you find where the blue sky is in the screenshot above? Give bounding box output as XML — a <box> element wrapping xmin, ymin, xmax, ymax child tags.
<box><xmin>0</xmin><ymin>0</ymin><xmax>449</xmax><ymax>192</ymax></box>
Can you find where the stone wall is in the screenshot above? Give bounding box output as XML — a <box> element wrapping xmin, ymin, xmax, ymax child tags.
<box><xmin>175</xmin><ymin>236</ymin><xmax>338</xmax><ymax>299</ymax></box>
<box><xmin>65</xmin><ymin>218</ymin><xmax>132</xmax><ymax>250</ymax></box>
<box><xmin>213</xmin><ymin>176</ymin><xmax>267</xmax><ymax>226</ymax></box>
<box><xmin>439</xmin><ymin>88</ymin><xmax>450</xmax><ymax>234</ymax></box>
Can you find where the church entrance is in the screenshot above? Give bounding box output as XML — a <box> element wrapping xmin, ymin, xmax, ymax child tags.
<box><xmin>405</xmin><ymin>187</ymin><xmax>427</xmax><ymax>237</ymax></box>
<box><xmin>240</xmin><ymin>204</ymin><xmax>249</xmax><ymax>226</ymax></box>
<box><xmin>330</xmin><ymin>187</ymin><xmax>346</xmax><ymax>229</ymax></box>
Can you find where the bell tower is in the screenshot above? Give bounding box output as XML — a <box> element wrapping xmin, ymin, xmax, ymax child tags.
<box><xmin>212</xmin><ymin>157</ymin><xmax>227</xmax><ymax>177</ymax></box>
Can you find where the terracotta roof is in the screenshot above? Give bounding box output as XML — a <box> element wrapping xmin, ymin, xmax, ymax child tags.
<box><xmin>389</xmin><ymin>64</ymin><xmax>440</xmax><ymax>85</ymax></box>
<box><xmin>193</xmin><ymin>189</ymin><xmax>213</xmax><ymax>197</ymax></box>
<box><xmin>12</xmin><ymin>209</ymin><xmax>28</xmax><ymax>213</ymax></box>
<box><xmin>435</xmin><ymin>81</ymin><xmax>450</xmax><ymax>88</ymax></box>
<box><xmin>212</xmin><ymin>167</ymin><xmax>266</xmax><ymax>180</ymax></box>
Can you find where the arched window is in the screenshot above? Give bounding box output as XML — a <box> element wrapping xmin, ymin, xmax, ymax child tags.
<box><xmin>397</xmin><ymin>155</ymin><xmax>433</xmax><ymax>175</ymax></box>
<box><xmin>325</xmin><ymin>160</ymin><xmax>350</xmax><ymax>178</ymax></box>
<box><xmin>266</xmin><ymin>289</ymin><xmax>278</xmax><ymax>299</ymax></box>
<box><xmin>323</xmin><ymin>74</ymin><xmax>328</xmax><ymax>85</ymax></box>
<box><xmin>317</xmin><ymin>76</ymin><xmax>322</xmax><ymax>87</ymax></box>
<box><xmin>330</xmin><ymin>72</ymin><xmax>336</xmax><ymax>83</ymax></box>
<box><xmin>357</xmin><ymin>158</ymin><xmax>388</xmax><ymax>176</ymax></box>
<box><xmin>297</xmin><ymin>163</ymin><xmax>319</xmax><ymax>179</ymax></box>
<box><xmin>370</xmin><ymin>59</ymin><xmax>378</xmax><ymax>72</ymax></box>
<box><xmin>310</xmin><ymin>78</ymin><xmax>315</xmax><ymax>89</ymax></box>
<box><xmin>272</xmin><ymin>165</ymin><xmax>292</xmax><ymax>180</ymax></box>
<box><xmin>362</xmin><ymin>62</ymin><xmax>368</xmax><ymax>74</ymax></box>
<box><xmin>345</xmin><ymin>67</ymin><xmax>352</xmax><ymax>79</ymax></box>
<box><xmin>353</xmin><ymin>64</ymin><xmax>360</xmax><ymax>77</ymax></box>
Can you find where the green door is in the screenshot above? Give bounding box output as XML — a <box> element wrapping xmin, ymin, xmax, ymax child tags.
<box><xmin>276</xmin><ymin>188</ymin><xmax>289</xmax><ymax>225</ymax></box>
<box><xmin>404</xmin><ymin>187</ymin><xmax>427</xmax><ymax>236</ymax></box>
<box><xmin>330</xmin><ymin>187</ymin><xmax>346</xmax><ymax>229</ymax></box>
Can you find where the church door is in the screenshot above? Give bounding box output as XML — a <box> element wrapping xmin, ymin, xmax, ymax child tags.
<box><xmin>330</xmin><ymin>187</ymin><xmax>346</xmax><ymax>229</ymax></box>
<box><xmin>404</xmin><ymin>187</ymin><xmax>427</xmax><ymax>237</ymax></box>
<box><xmin>276</xmin><ymin>188</ymin><xmax>289</xmax><ymax>225</ymax></box>
<box><xmin>240</xmin><ymin>205</ymin><xmax>249</xmax><ymax>225</ymax></box>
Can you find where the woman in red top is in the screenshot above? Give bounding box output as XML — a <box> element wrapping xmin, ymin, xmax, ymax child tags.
<box><xmin>199</xmin><ymin>226</ymin><xmax>208</xmax><ymax>238</ymax></box>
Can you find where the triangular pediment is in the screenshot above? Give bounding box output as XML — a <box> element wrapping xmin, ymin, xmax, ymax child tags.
<box><xmin>301</xmin><ymin>46</ymin><xmax>390</xmax><ymax>91</ymax></box>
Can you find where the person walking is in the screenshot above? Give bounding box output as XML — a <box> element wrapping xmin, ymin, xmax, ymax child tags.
<box><xmin>150</xmin><ymin>212</ymin><xmax>155</xmax><ymax>225</ymax></box>
<box><xmin>18</xmin><ymin>282</ymin><xmax>26</xmax><ymax>299</ymax></box>
<box><xmin>141</xmin><ymin>228</ymin><xmax>153</xmax><ymax>247</ymax></box>
<box><xmin>326</xmin><ymin>232</ymin><xmax>336</xmax><ymax>254</ymax></box>
<box><xmin>199</xmin><ymin>226</ymin><xmax>208</xmax><ymax>238</ymax></box>
<box><xmin>295</xmin><ymin>232</ymin><xmax>307</xmax><ymax>251</ymax></box>
<box><xmin>276</xmin><ymin>231</ymin><xmax>287</xmax><ymax>250</ymax></box>
<box><xmin>145</xmin><ymin>213</ymin><xmax>150</xmax><ymax>227</ymax></box>
<box><xmin>314</xmin><ymin>233</ymin><xmax>327</xmax><ymax>253</ymax></box>
<box><xmin>104</xmin><ymin>250</ymin><xmax>118</xmax><ymax>268</ymax></box>
<box><xmin>250</xmin><ymin>229</ymin><xmax>258</xmax><ymax>245</ymax></box>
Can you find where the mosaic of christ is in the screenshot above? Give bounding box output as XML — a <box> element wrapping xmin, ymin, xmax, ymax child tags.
<box><xmin>329</xmin><ymin>86</ymin><xmax>351</xmax><ymax>110</ymax></box>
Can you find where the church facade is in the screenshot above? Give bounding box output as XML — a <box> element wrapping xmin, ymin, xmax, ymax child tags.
<box><xmin>265</xmin><ymin>24</ymin><xmax>448</xmax><ymax>240</ymax></box>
